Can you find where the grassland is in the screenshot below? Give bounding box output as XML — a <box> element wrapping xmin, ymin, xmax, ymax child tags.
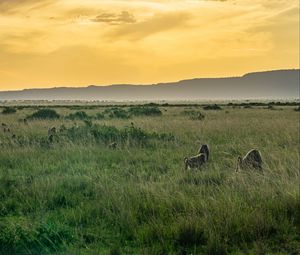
<box><xmin>0</xmin><ymin>103</ymin><xmax>299</xmax><ymax>255</ymax></box>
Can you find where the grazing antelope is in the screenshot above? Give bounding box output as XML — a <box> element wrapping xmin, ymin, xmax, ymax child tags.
<box><xmin>184</xmin><ymin>153</ymin><xmax>206</xmax><ymax>170</ymax></box>
<box><xmin>236</xmin><ymin>149</ymin><xmax>263</xmax><ymax>172</ymax></box>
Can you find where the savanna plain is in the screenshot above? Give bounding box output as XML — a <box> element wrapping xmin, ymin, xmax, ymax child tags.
<box><xmin>0</xmin><ymin>102</ymin><xmax>299</xmax><ymax>255</ymax></box>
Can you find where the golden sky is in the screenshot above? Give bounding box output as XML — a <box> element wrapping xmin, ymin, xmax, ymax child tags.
<box><xmin>0</xmin><ymin>0</ymin><xmax>299</xmax><ymax>90</ymax></box>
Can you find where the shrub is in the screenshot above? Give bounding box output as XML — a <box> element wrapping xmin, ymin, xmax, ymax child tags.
<box><xmin>203</xmin><ymin>104</ymin><xmax>222</xmax><ymax>110</ymax></box>
<box><xmin>2</xmin><ymin>107</ymin><xmax>17</xmax><ymax>115</ymax></box>
<box><xmin>27</xmin><ymin>109</ymin><xmax>60</xmax><ymax>120</ymax></box>
<box><xmin>104</xmin><ymin>108</ymin><xmax>130</xmax><ymax>119</ymax></box>
<box><xmin>63</xmin><ymin>123</ymin><xmax>174</xmax><ymax>146</ymax></box>
<box><xmin>67</xmin><ymin>111</ymin><xmax>90</xmax><ymax>120</ymax></box>
<box><xmin>128</xmin><ymin>106</ymin><xmax>162</xmax><ymax>116</ymax></box>
<box><xmin>91</xmin><ymin>125</ymin><xmax>123</xmax><ymax>143</ymax></box>
<box><xmin>68</xmin><ymin>124</ymin><xmax>149</xmax><ymax>145</ymax></box>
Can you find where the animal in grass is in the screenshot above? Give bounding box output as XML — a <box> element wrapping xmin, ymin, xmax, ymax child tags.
<box><xmin>198</xmin><ymin>144</ymin><xmax>210</xmax><ymax>162</ymax></box>
<box><xmin>184</xmin><ymin>153</ymin><xmax>206</xmax><ymax>170</ymax></box>
<box><xmin>109</xmin><ymin>142</ymin><xmax>117</xmax><ymax>149</ymax></box>
<box><xmin>1</xmin><ymin>123</ymin><xmax>7</xmax><ymax>127</ymax></box>
<box><xmin>48</xmin><ymin>127</ymin><xmax>56</xmax><ymax>136</ymax></box>
<box><xmin>236</xmin><ymin>149</ymin><xmax>263</xmax><ymax>172</ymax></box>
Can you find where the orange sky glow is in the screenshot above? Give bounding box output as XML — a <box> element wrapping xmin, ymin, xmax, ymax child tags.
<box><xmin>0</xmin><ymin>0</ymin><xmax>299</xmax><ymax>90</ymax></box>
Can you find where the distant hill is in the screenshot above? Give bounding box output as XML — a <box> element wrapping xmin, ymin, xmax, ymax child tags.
<box><xmin>0</xmin><ymin>69</ymin><xmax>299</xmax><ymax>101</ymax></box>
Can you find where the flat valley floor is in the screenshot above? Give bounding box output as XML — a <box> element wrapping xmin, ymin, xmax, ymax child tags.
<box><xmin>0</xmin><ymin>103</ymin><xmax>299</xmax><ymax>255</ymax></box>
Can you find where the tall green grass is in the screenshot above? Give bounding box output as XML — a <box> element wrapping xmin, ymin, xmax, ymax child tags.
<box><xmin>0</xmin><ymin>106</ymin><xmax>299</xmax><ymax>254</ymax></box>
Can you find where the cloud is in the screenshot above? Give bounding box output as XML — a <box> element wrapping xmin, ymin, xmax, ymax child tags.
<box><xmin>0</xmin><ymin>0</ymin><xmax>298</xmax><ymax>89</ymax></box>
<box><xmin>90</xmin><ymin>11</ymin><xmax>136</xmax><ymax>25</ymax></box>
<box><xmin>107</xmin><ymin>11</ymin><xmax>190</xmax><ymax>40</ymax></box>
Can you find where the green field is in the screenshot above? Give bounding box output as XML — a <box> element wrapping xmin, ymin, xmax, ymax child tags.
<box><xmin>0</xmin><ymin>103</ymin><xmax>299</xmax><ymax>255</ymax></box>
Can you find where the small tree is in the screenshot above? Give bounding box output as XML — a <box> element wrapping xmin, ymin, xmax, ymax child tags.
<box><xmin>28</xmin><ymin>109</ymin><xmax>60</xmax><ymax>120</ymax></box>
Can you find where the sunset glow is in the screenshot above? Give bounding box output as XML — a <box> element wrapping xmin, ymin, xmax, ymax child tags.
<box><xmin>0</xmin><ymin>0</ymin><xmax>299</xmax><ymax>90</ymax></box>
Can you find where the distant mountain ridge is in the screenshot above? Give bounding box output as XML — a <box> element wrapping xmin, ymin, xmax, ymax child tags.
<box><xmin>0</xmin><ymin>69</ymin><xmax>299</xmax><ymax>101</ymax></box>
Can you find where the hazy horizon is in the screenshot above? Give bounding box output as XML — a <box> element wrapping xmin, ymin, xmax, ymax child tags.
<box><xmin>0</xmin><ymin>68</ymin><xmax>298</xmax><ymax>92</ymax></box>
<box><xmin>0</xmin><ymin>0</ymin><xmax>299</xmax><ymax>90</ymax></box>
<box><xmin>0</xmin><ymin>69</ymin><xmax>298</xmax><ymax>101</ymax></box>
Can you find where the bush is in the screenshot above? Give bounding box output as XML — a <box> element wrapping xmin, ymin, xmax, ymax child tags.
<box><xmin>128</xmin><ymin>106</ymin><xmax>162</xmax><ymax>116</ymax></box>
<box><xmin>203</xmin><ymin>104</ymin><xmax>222</xmax><ymax>110</ymax></box>
<box><xmin>62</xmin><ymin>123</ymin><xmax>174</xmax><ymax>146</ymax></box>
<box><xmin>67</xmin><ymin>111</ymin><xmax>90</xmax><ymax>120</ymax></box>
<box><xmin>27</xmin><ymin>109</ymin><xmax>60</xmax><ymax>120</ymax></box>
<box><xmin>66</xmin><ymin>125</ymin><xmax>151</xmax><ymax>144</ymax></box>
<box><xmin>104</xmin><ymin>108</ymin><xmax>130</xmax><ymax>119</ymax></box>
<box><xmin>2</xmin><ymin>107</ymin><xmax>17</xmax><ymax>115</ymax></box>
